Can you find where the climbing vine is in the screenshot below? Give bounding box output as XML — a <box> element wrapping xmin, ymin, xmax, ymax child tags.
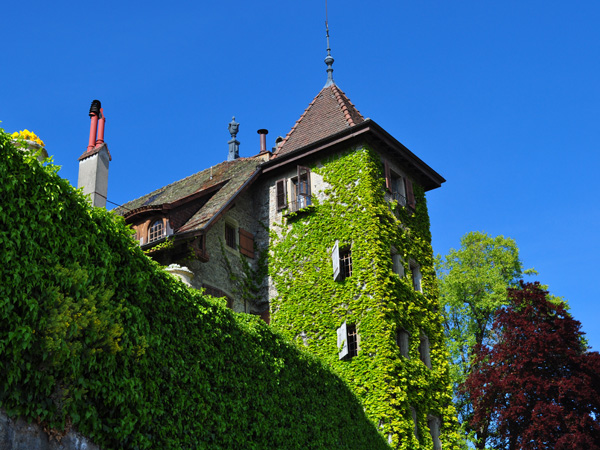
<box><xmin>219</xmin><ymin>237</ymin><xmax>269</xmax><ymax>310</ymax></box>
<box><xmin>269</xmin><ymin>146</ymin><xmax>463</xmax><ymax>449</ymax></box>
<box><xmin>0</xmin><ymin>129</ymin><xmax>392</xmax><ymax>450</ymax></box>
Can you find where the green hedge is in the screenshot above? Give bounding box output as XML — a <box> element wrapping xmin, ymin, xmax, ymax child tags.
<box><xmin>0</xmin><ymin>130</ymin><xmax>389</xmax><ymax>449</ymax></box>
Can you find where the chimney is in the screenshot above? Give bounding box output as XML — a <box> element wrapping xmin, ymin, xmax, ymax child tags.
<box><xmin>257</xmin><ymin>129</ymin><xmax>268</xmax><ymax>154</ymax></box>
<box><xmin>78</xmin><ymin>99</ymin><xmax>111</xmax><ymax>208</ymax></box>
<box><xmin>227</xmin><ymin>116</ymin><xmax>240</xmax><ymax>161</ymax></box>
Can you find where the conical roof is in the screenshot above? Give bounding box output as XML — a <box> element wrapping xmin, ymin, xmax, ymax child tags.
<box><xmin>274</xmin><ymin>83</ymin><xmax>364</xmax><ymax>156</ymax></box>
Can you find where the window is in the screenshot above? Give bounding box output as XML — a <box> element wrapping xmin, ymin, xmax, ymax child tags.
<box><xmin>427</xmin><ymin>415</ymin><xmax>442</xmax><ymax>450</ymax></box>
<box><xmin>148</xmin><ymin>219</ymin><xmax>164</xmax><ymax>243</ymax></box>
<box><xmin>291</xmin><ymin>166</ymin><xmax>311</xmax><ymax>212</ymax></box>
<box><xmin>419</xmin><ymin>334</ymin><xmax>431</xmax><ymax>368</ymax></box>
<box><xmin>410</xmin><ymin>260</ymin><xmax>422</xmax><ymax>292</ymax></box>
<box><xmin>390</xmin><ymin>172</ymin><xmax>407</xmax><ymax>206</ymax></box>
<box><xmin>276</xmin><ymin>179</ymin><xmax>287</xmax><ymax>211</ymax></box>
<box><xmin>391</xmin><ymin>249</ymin><xmax>405</xmax><ymax>277</ymax></box>
<box><xmin>332</xmin><ymin>240</ymin><xmax>352</xmax><ymax>281</ymax></box>
<box><xmin>411</xmin><ymin>407</ymin><xmax>419</xmax><ymax>439</ymax></box>
<box><xmin>383</xmin><ymin>160</ymin><xmax>416</xmax><ymax>210</ymax></box>
<box><xmin>337</xmin><ymin>321</ymin><xmax>359</xmax><ymax>359</ymax></box>
<box><xmin>397</xmin><ymin>328</ymin><xmax>410</xmax><ymax>358</ymax></box>
<box><xmin>225</xmin><ymin>223</ymin><xmax>236</xmax><ymax>249</ymax></box>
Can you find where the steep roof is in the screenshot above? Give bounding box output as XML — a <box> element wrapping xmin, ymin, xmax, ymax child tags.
<box><xmin>114</xmin><ymin>157</ymin><xmax>261</xmax><ymax>234</ymax></box>
<box><xmin>274</xmin><ymin>84</ymin><xmax>364</xmax><ymax>156</ymax></box>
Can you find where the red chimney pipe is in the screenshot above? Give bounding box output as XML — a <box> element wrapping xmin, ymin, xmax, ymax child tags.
<box><xmin>95</xmin><ymin>108</ymin><xmax>105</xmax><ymax>147</ymax></box>
<box><xmin>87</xmin><ymin>100</ymin><xmax>102</xmax><ymax>152</ymax></box>
<box><xmin>257</xmin><ymin>129</ymin><xmax>268</xmax><ymax>154</ymax></box>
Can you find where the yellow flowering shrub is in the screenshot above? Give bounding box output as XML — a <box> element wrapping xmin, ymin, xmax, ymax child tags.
<box><xmin>12</xmin><ymin>129</ymin><xmax>45</xmax><ymax>147</ymax></box>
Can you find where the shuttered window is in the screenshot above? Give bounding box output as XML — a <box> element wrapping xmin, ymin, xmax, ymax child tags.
<box><xmin>276</xmin><ymin>179</ymin><xmax>287</xmax><ymax>211</ymax></box>
<box><xmin>332</xmin><ymin>241</ymin><xmax>352</xmax><ymax>281</ymax></box>
<box><xmin>384</xmin><ymin>160</ymin><xmax>392</xmax><ymax>191</ymax></box>
<box><xmin>405</xmin><ymin>178</ymin><xmax>416</xmax><ymax>210</ymax></box>
<box><xmin>337</xmin><ymin>321</ymin><xmax>358</xmax><ymax>360</ymax></box>
<box><xmin>238</xmin><ymin>228</ymin><xmax>255</xmax><ymax>258</ymax></box>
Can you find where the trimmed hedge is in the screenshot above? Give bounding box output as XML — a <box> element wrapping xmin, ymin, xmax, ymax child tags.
<box><xmin>0</xmin><ymin>130</ymin><xmax>389</xmax><ymax>449</ymax></box>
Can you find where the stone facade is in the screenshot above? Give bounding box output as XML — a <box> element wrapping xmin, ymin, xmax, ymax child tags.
<box><xmin>0</xmin><ymin>410</ymin><xmax>100</xmax><ymax>450</ymax></box>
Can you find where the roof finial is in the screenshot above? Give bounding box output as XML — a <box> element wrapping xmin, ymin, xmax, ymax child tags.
<box><xmin>324</xmin><ymin>1</ymin><xmax>335</xmax><ymax>87</ymax></box>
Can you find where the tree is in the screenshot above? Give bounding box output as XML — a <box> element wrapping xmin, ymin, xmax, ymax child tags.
<box><xmin>437</xmin><ymin>232</ymin><xmax>533</xmax><ymax>443</ymax></box>
<box><xmin>465</xmin><ymin>282</ymin><xmax>600</xmax><ymax>449</ymax></box>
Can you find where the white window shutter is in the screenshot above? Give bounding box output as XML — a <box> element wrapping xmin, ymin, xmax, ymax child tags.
<box><xmin>332</xmin><ymin>240</ymin><xmax>340</xmax><ymax>281</ymax></box>
<box><xmin>337</xmin><ymin>321</ymin><xmax>348</xmax><ymax>360</ymax></box>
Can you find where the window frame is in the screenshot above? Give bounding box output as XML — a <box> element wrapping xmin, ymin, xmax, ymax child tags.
<box><xmin>148</xmin><ymin>219</ymin><xmax>165</xmax><ymax>243</ymax></box>
<box><xmin>224</xmin><ymin>222</ymin><xmax>237</xmax><ymax>250</ymax></box>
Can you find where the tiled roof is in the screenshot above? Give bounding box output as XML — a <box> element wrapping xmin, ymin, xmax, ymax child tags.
<box><xmin>274</xmin><ymin>83</ymin><xmax>365</xmax><ymax>156</ymax></box>
<box><xmin>114</xmin><ymin>157</ymin><xmax>261</xmax><ymax>233</ymax></box>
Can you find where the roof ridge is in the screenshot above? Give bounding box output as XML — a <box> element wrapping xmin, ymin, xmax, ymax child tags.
<box><xmin>274</xmin><ymin>84</ymin><xmax>365</xmax><ymax>157</ymax></box>
<box><xmin>330</xmin><ymin>84</ymin><xmax>364</xmax><ymax>126</ymax></box>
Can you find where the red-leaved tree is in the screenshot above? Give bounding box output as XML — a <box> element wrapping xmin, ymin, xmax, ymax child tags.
<box><xmin>465</xmin><ymin>281</ymin><xmax>600</xmax><ymax>450</ymax></box>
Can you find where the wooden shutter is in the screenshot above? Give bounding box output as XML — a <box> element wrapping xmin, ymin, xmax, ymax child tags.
<box><xmin>405</xmin><ymin>178</ymin><xmax>416</xmax><ymax>209</ymax></box>
<box><xmin>238</xmin><ymin>228</ymin><xmax>255</xmax><ymax>258</ymax></box>
<box><xmin>337</xmin><ymin>321</ymin><xmax>348</xmax><ymax>360</ymax></box>
<box><xmin>384</xmin><ymin>160</ymin><xmax>392</xmax><ymax>191</ymax></box>
<box><xmin>276</xmin><ymin>179</ymin><xmax>287</xmax><ymax>210</ymax></box>
<box><xmin>332</xmin><ymin>240</ymin><xmax>340</xmax><ymax>281</ymax></box>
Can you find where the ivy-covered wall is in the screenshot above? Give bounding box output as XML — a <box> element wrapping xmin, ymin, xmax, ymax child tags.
<box><xmin>267</xmin><ymin>146</ymin><xmax>463</xmax><ymax>449</ymax></box>
<box><xmin>0</xmin><ymin>131</ymin><xmax>391</xmax><ymax>450</ymax></box>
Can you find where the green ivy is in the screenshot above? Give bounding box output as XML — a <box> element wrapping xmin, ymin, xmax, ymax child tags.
<box><xmin>269</xmin><ymin>147</ymin><xmax>464</xmax><ymax>449</ymax></box>
<box><xmin>0</xmin><ymin>129</ymin><xmax>391</xmax><ymax>449</ymax></box>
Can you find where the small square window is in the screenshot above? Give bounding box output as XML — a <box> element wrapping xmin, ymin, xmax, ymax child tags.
<box><xmin>410</xmin><ymin>260</ymin><xmax>422</xmax><ymax>292</ymax></box>
<box><xmin>419</xmin><ymin>334</ymin><xmax>431</xmax><ymax>368</ymax></box>
<box><xmin>392</xmin><ymin>251</ymin><xmax>405</xmax><ymax>277</ymax></box>
<box><xmin>347</xmin><ymin>324</ymin><xmax>358</xmax><ymax>358</ymax></box>
<box><xmin>339</xmin><ymin>248</ymin><xmax>352</xmax><ymax>281</ymax></box>
<box><xmin>337</xmin><ymin>321</ymin><xmax>359</xmax><ymax>360</ymax></box>
<box><xmin>427</xmin><ymin>415</ymin><xmax>442</xmax><ymax>450</ymax></box>
<box><xmin>225</xmin><ymin>223</ymin><xmax>236</xmax><ymax>249</ymax></box>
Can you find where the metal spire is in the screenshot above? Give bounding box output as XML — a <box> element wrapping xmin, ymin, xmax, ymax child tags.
<box><xmin>324</xmin><ymin>2</ymin><xmax>335</xmax><ymax>87</ymax></box>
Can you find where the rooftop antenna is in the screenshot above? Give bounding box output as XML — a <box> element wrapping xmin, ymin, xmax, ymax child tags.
<box><xmin>324</xmin><ymin>0</ymin><xmax>335</xmax><ymax>87</ymax></box>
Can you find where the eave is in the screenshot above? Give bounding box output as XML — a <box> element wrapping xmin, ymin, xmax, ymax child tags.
<box><xmin>262</xmin><ymin>119</ymin><xmax>445</xmax><ymax>192</ymax></box>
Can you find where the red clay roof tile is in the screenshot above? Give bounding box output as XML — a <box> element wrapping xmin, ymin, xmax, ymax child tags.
<box><xmin>274</xmin><ymin>84</ymin><xmax>364</xmax><ymax>156</ymax></box>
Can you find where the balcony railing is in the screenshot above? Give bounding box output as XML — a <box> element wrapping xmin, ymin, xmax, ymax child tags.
<box><xmin>289</xmin><ymin>195</ymin><xmax>313</xmax><ymax>213</ymax></box>
<box><xmin>391</xmin><ymin>191</ymin><xmax>407</xmax><ymax>207</ymax></box>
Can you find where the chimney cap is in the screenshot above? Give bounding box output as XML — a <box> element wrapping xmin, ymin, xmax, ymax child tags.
<box><xmin>257</xmin><ymin>129</ymin><xmax>268</xmax><ymax>135</ymax></box>
<box><xmin>89</xmin><ymin>99</ymin><xmax>102</xmax><ymax>117</ymax></box>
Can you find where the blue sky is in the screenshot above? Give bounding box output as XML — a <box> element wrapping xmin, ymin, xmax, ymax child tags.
<box><xmin>3</xmin><ymin>1</ymin><xmax>599</xmax><ymax>350</ymax></box>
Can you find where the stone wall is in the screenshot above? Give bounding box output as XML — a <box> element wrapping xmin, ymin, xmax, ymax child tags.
<box><xmin>0</xmin><ymin>411</ymin><xmax>99</xmax><ymax>450</ymax></box>
<box><xmin>186</xmin><ymin>190</ymin><xmax>263</xmax><ymax>313</ymax></box>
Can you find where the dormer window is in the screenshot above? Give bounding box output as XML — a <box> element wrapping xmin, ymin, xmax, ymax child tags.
<box><xmin>148</xmin><ymin>219</ymin><xmax>164</xmax><ymax>243</ymax></box>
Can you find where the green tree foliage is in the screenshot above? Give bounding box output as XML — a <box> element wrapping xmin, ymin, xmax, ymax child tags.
<box><xmin>0</xmin><ymin>129</ymin><xmax>391</xmax><ymax>449</ymax></box>
<box><xmin>436</xmin><ymin>232</ymin><xmax>533</xmax><ymax>443</ymax></box>
<box><xmin>466</xmin><ymin>282</ymin><xmax>600</xmax><ymax>450</ymax></box>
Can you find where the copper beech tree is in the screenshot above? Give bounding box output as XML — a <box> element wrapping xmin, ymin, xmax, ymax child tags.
<box><xmin>465</xmin><ymin>282</ymin><xmax>600</xmax><ymax>450</ymax></box>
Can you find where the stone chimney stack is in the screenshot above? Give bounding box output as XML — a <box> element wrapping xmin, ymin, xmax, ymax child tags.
<box><xmin>227</xmin><ymin>116</ymin><xmax>240</xmax><ymax>161</ymax></box>
<box><xmin>77</xmin><ymin>99</ymin><xmax>112</xmax><ymax>208</ymax></box>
